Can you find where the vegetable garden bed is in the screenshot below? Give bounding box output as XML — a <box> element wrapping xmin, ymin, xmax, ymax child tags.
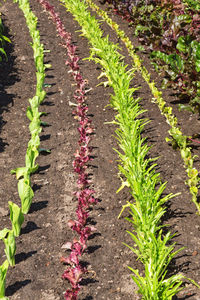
<box><xmin>0</xmin><ymin>0</ymin><xmax>200</xmax><ymax>299</ymax></box>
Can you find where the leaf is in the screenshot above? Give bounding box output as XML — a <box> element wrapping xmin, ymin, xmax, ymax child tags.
<box><xmin>25</xmin><ymin>146</ymin><xmax>39</xmax><ymax>172</ymax></box>
<box><xmin>135</xmin><ymin>24</ymin><xmax>149</xmax><ymax>36</ymax></box>
<box><xmin>0</xmin><ymin>47</ymin><xmax>7</xmax><ymax>57</ymax></box>
<box><xmin>3</xmin><ymin>231</ymin><xmax>16</xmax><ymax>267</ymax></box>
<box><xmin>1</xmin><ymin>35</ymin><xmax>11</xmax><ymax>43</ymax></box>
<box><xmin>0</xmin><ymin>229</ymin><xmax>9</xmax><ymax>240</ymax></box>
<box><xmin>29</xmin><ymin>96</ymin><xmax>40</xmax><ymax>109</ymax></box>
<box><xmin>40</xmin><ymin>121</ymin><xmax>49</xmax><ymax>126</ymax></box>
<box><xmin>116</xmin><ymin>180</ymin><xmax>130</xmax><ymax>193</ymax></box>
<box><xmin>10</xmin><ymin>166</ymin><xmax>29</xmax><ymax>180</ymax></box>
<box><xmin>43</xmin><ymin>83</ymin><xmax>52</xmax><ymax>88</ymax></box>
<box><xmin>0</xmin><ymin>260</ymin><xmax>9</xmax><ymax>299</ymax></box>
<box><xmin>29</xmin><ymin>117</ymin><xmax>41</xmax><ymax>135</ymax></box>
<box><xmin>38</xmin><ymin>90</ymin><xmax>46</xmax><ymax>104</ymax></box>
<box><xmin>18</xmin><ymin>178</ymin><xmax>34</xmax><ymax>214</ymax></box>
<box><xmin>178</xmin><ymin>104</ymin><xmax>195</xmax><ymax>113</ymax></box>
<box><xmin>44</xmin><ymin>63</ymin><xmax>51</xmax><ymax>69</ymax></box>
<box><xmin>39</xmin><ymin>148</ymin><xmax>51</xmax><ymax>153</ymax></box>
<box><xmin>26</xmin><ymin>106</ymin><xmax>34</xmax><ymax>121</ymax></box>
<box><xmin>28</xmin><ymin>133</ymin><xmax>40</xmax><ymax>149</ymax></box>
<box><xmin>176</xmin><ymin>36</ymin><xmax>188</xmax><ymax>53</ymax></box>
<box><xmin>8</xmin><ymin>202</ymin><xmax>24</xmax><ymax>237</ymax></box>
<box><xmin>195</xmin><ymin>60</ymin><xmax>200</xmax><ymax>72</ymax></box>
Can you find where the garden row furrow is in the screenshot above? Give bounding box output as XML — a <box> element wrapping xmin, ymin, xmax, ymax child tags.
<box><xmin>60</xmin><ymin>0</ymin><xmax>193</xmax><ymax>298</ymax></box>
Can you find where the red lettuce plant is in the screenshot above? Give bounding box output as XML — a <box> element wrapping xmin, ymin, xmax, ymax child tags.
<box><xmin>105</xmin><ymin>0</ymin><xmax>200</xmax><ymax>113</ymax></box>
<box><xmin>38</xmin><ymin>1</ymin><xmax>97</xmax><ymax>299</ymax></box>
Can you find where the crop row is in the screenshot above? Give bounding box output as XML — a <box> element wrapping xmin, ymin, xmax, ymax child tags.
<box><xmin>37</xmin><ymin>0</ymin><xmax>98</xmax><ymax>298</ymax></box>
<box><xmin>1</xmin><ymin>0</ymin><xmax>199</xmax><ymax>299</ymax></box>
<box><xmin>0</xmin><ymin>0</ymin><xmax>49</xmax><ymax>298</ymax></box>
<box><xmin>60</xmin><ymin>0</ymin><xmax>197</xmax><ymax>298</ymax></box>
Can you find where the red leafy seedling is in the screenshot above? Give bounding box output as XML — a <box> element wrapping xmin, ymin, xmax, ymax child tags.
<box><xmin>38</xmin><ymin>1</ymin><xmax>98</xmax><ymax>298</ymax></box>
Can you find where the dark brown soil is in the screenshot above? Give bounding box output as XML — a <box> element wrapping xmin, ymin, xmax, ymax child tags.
<box><xmin>0</xmin><ymin>0</ymin><xmax>200</xmax><ymax>299</ymax></box>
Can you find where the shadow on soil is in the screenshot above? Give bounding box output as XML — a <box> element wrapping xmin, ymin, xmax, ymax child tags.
<box><xmin>29</xmin><ymin>200</ymin><xmax>48</xmax><ymax>213</ymax></box>
<box><xmin>15</xmin><ymin>250</ymin><xmax>37</xmax><ymax>264</ymax></box>
<box><xmin>0</xmin><ymin>18</ymin><xmax>19</xmax><ymax>153</ymax></box>
<box><xmin>21</xmin><ymin>221</ymin><xmax>40</xmax><ymax>235</ymax></box>
<box><xmin>6</xmin><ymin>280</ymin><xmax>31</xmax><ymax>297</ymax></box>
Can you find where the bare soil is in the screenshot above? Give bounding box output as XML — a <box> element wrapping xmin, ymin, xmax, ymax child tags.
<box><xmin>0</xmin><ymin>0</ymin><xmax>200</xmax><ymax>299</ymax></box>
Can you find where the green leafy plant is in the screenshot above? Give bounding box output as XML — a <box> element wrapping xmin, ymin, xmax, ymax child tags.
<box><xmin>0</xmin><ymin>229</ymin><xmax>16</xmax><ymax>267</ymax></box>
<box><xmin>18</xmin><ymin>177</ymin><xmax>34</xmax><ymax>214</ymax></box>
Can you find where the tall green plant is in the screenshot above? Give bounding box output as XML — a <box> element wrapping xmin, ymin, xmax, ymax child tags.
<box><xmin>61</xmin><ymin>0</ymin><xmax>186</xmax><ymax>298</ymax></box>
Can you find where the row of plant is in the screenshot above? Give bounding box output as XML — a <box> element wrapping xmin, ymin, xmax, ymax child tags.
<box><xmin>60</xmin><ymin>0</ymin><xmax>193</xmax><ymax>298</ymax></box>
<box><xmin>85</xmin><ymin>0</ymin><xmax>200</xmax><ymax>215</ymax></box>
<box><xmin>0</xmin><ymin>0</ymin><xmax>49</xmax><ymax>298</ymax></box>
<box><xmin>0</xmin><ymin>16</ymin><xmax>10</xmax><ymax>61</ymax></box>
<box><xmin>106</xmin><ymin>0</ymin><xmax>200</xmax><ymax>115</ymax></box>
<box><xmin>37</xmin><ymin>1</ymin><xmax>98</xmax><ymax>299</ymax></box>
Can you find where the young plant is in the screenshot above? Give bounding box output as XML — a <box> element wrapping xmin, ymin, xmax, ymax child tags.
<box><xmin>17</xmin><ymin>176</ymin><xmax>34</xmax><ymax>214</ymax></box>
<box><xmin>0</xmin><ymin>229</ymin><xmax>16</xmax><ymax>267</ymax></box>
